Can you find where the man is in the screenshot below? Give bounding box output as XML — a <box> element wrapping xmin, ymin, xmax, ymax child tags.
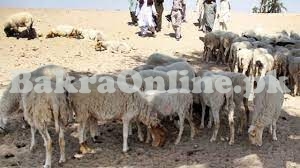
<box><xmin>196</xmin><ymin>0</ymin><xmax>205</xmax><ymax>31</ymax></box>
<box><xmin>217</xmin><ymin>0</ymin><xmax>231</xmax><ymax>31</ymax></box>
<box><xmin>171</xmin><ymin>0</ymin><xmax>185</xmax><ymax>41</ymax></box>
<box><xmin>129</xmin><ymin>0</ymin><xmax>138</xmax><ymax>26</ymax></box>
<box><xmin>203</xmin><ymin>0</ymin><xmax>217</xmax><ymax>33</ymax></box>
<box><xmin>154</xmin><ymin>0</ymin><xmax>164</xmax><ymax>32</ymax></box>
<box><xmin>182</xmin><ymin>0</ymin><xmax>187</xmax><ymax>22</ymax></box>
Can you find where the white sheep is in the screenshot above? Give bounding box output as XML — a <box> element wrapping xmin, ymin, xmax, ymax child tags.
<box><xmin>3</xmin><ymin>12</ymin><xmax>34</xmax><ymax>39</ymax></box>
<box><xmin>70</xmin><ymin>78</ymin><xmax>161</xmax><ymax>153</ymax></box>
<box><xmin>229</xmin><ymin>41</ymin><xmax>253</xmax><ymax>71</ymax></box>
<box><xmin>95</xmin><ymin>40</ymin><xmax>132</xmax><ymax>54</ymax></box>
<box><xmin>80</xmin><ymin>28</ymin><xmax>107</xmax><ymax>41</ymax></box>
<box><xmin>146</xmin><ymin>53</ymin><xmax>186</xmax><ymax>66</ymax></box>
<box><xmin>234</xmin><ymin>48</ymin><xmax>254</xmax><ymax>75</ymax></box>
<box><xmin>251</xmin><ymin>48</ymin><xmax>275</xmax><ymax>78</ymax></box>
<box><xmin>21</xmin><ymin>82</ymin><xmax>71</xmax><ymax>168</ymax></box>
<box><xmin>273</xmin><ymin>46</ymin><xmax>290</xmax><ymax>78</ymax></box>
<box><xmin>142</xmin><ymin>90</ymin><xmax>196</xmax><ymax>145</ymax></box>
<box><xmin>219</xmin><ymin>32</ymin><xmax>239</xmax><ymax>63</ymax></box>
<box><xmin>248</xmin><ymin>75</ymin><xmax>284</xmax><ymax>146</ymax></box>
<box><xmin>46</xmin><ymin>25</ymin><xmax>84</xmax><ymax>39</ymax></box>
<box><xmin>196</xmin><ymin>72</ymin><xmax>235</xmax><ymax>145</ymax></box>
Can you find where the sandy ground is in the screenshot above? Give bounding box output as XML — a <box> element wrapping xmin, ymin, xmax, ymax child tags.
<box><xmin>0</xmin><ymin>8</ymin><xmax>299</xmax><ymax>168</ymax></box>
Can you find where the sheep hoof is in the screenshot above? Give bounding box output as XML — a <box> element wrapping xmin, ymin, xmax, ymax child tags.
<box><xmin>229</xmin><ymin>140</ymin><xmax>234</xmax><ymax>145</ymax></box>
<box><xmin>272</xmin><ymin>136</ymin><xmax>278</xmax><ymax>141</ymax></box>
<box><xmin>207</xmin><ymin>124</ymin><xmax>212</xmax><ymax>129</ymax></box>
<box><xmin>29</xmin><ymin>145</ymin><xmax>35</xmax><ymax>152</ymax></box>
<box><xmin>138</xmin><ymin>136</ymin><xmax>144</xmax><ymax>142</ymax></box>
<box><xmin>122</xmin><ymin>147</ymin><xmax>129</xmax><ymax>153</ymax></box>
<box><xmin>174</xmin><ymin>139</ymin><xmax>180</xmax><ymax>145</ymax></box>
<box><xmin>209</xmin><ymin>137</ymin><xmax>216</xmax><ymax>142</ymax></box>
<box><xmin>200</xmin><ymin>124</ymin><xmax>205</xmax><ymax>129</ymax></box>
<box><xmin>43</xmin><ymin>164</ymin><xmax>51</xmax><ymax>168</ymax></box>
<box><xmin>59</xmin><ymin>158</ymin><xmax>66</xmax><ymax>164</ymax></box>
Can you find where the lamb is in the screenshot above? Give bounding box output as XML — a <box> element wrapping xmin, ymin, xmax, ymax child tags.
<box><xmin>229</xmin><ymin>41</ymin><xmax>253</xmax><ymax>71</ymax></box>
<box><xmin>248</xmin><ymin>75</ymin><xmax>284</xmax><ymax>146</ymax></box>
<box><xmin>145</xmin><ymin>53</ymin><xmax>186</xmax><ymax>66</ymax></box>
<box><xmin>95</xmin><ymin>40</ymin><xmax>132</xmax><ymax>54</ymax></box>
<box><xmin>251</xmin><ymin>48</ymin><xmax>275</xmax><ymax>78</ymax></box>
<box><xmin>234</xmin><ymin>48</ymin><xmax>254</xmax><ymax>76</ymax></box>
<box><xmin>46</xmin><ymin>25</ymin><xmax>84</xmax><ymax>39</ymax></box>
<box><xmin>21</xmin><ymin>82</ymin><xmax>71</xmax><ymax>168</ymax></box>
<box><xmin>288</xmin><ymin>56</ymin><xmax>300</xmax><ymax>96</ymax></box>
<box><xmin>142</xmin><ymin>90</ymin><xmax>196</xmax><ymax>145</ymax></box>
<box><xmin>70</xmin><ymin>77</ymin><xmax>164</xmax><ymax>153</ymax></box>
<box><xmin>196</xmin><ymin>72</ymin><xmax>235</xmax><ymax>145</ymax></box>
<box><xmin>3</xmin><ymin>12</ymin><xmax>34</xmax><ymax>39</ymax></box>
<box><xmin>0</xmin><ymin>64</ymin><xmax>77</xmax><ymax>133</ymax></box>
<box><xmin>219</xmin><ymin>32</ymin><xmax>239</xmax><ymax>63</ymax></box>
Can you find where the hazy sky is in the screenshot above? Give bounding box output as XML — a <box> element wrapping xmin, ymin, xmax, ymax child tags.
<box><xmin>0</xmin><ymin>0</ymin><xmax>299</xmax><ymax>13</ymax></box>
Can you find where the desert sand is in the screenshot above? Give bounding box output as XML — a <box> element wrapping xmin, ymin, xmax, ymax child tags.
<box><xmin>0</xmin><ymin>8</ymin><xmax>299</xmax><ymax>168</ymax></box>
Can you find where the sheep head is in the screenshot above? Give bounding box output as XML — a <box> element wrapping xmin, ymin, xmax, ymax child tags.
<box><xmin>248</xmin><ymin>125</ymin><xmax>263</xmax><ymax>146</ymax></box>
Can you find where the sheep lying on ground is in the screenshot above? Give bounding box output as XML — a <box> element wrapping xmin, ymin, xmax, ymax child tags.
<box><xmin>80</xmin><ymin>28</ymin><xmax>107</xmax><ymax>41</ymax></box>
<box><xmin>197</xmin><ymin>71</ymin><xmax>235</xmax><ymax>145</ymax></box>
<box><xmin>3</xmin><ymin>12</ymin><xmax>34</xmax><ymax>39</ymax></box>
<box><xmin>70</xmin><ymin>77</ymin><xmax>161</xmax><ymax>153</ymax></box>
<box><xmin>142</xmin><ymin>90</ymin><xmax>196</xmax><ymax>145</ymax></box>
<box><xmin>46</xmin><ymin>25</ymin><xmax>84</xmax><ymax>39</ymax></box>
<box><xmin>95</xmin><ymin>40</ymin><xmax>132</xmax><ymax>54</ymax></box>
<box><xmin>248</xmin><ymin>75</ymin><xmax>284</xmax><ymax>146</ymax></box>
<box><xmin>234</xmin><ymin>48</ymin><xmax>254</xmax><ymax>75</ymax></box>
<box><xmin>0</xmin><ymin>65</ymin><xmax>71</xmax><ymax>133</ymax></box>
<box><xmin>146</xmin><ymin>53</ymin><xmax>186</xmax><ymax>66</ymax></box>
<box><xmin>288</xmin><ymin>56</ymin><xmax>300</xmax><ymax>96</ymax></box>
<box><xmin>21</xmin><ymin>82</ymin><xmax>71</xmax><ymax>168</ymax></box>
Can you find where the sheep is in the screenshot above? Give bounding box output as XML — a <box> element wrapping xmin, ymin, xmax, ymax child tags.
<box><xmin>95</xmin><ymin>40</ymin><xmax>132</xmax><ymax>54</ymax></box>
<box><xmin>145</xmin><ymin>53</ymin><xmax>186</xmax><ymax>66</ymax></box>
<box><xmin>199</xmin><ymin>31</ymin><xmax>224</xmax><ymax>63</ymax></box>
<box><xmin>219</xmin><ymin>32</ymin><xmax>239</xmax><ymax>63</ymax></box>
<box><xmin>153</xmin><ymin>61</ymin><xmax>196</xmax><ymax>80</ymax></box>
<box><xmin>196</xmin><ymin>72</ymin><xmax>235</xmax><ymax>145</ymax></box>
<box><xmin>3</xmin><ymin>12</ymin><xmax>34</xmax><ymax>39</ymax></box>
<box><xmin>273</xmin><ymin>46</ymin><xmax>290</xmax><ymax>78</ymax></box>
<box><xmin>251</xmin><ymin>41</ymin><xmax>274</xmax><ymax>54</ymax></box>
<box><xmin>46</xmin><ymin>25</ymin><xmax>84</xmax><ymax>39</ymax></box>
<box><xmin>248</xmin><ymin>75</ymin><xmax>284</xmax><ymax>146</ymax></box>
<box><xmin>80</xmin><ymin>28</ymin><xmax>107</xmax><ymax>41</ymax></box>
<box><xmin>288</xmin><ymin>56</ymin><xmax>300</xmax><ymax>96</ymax></box>
<box><xmin>290</xmin><ymin>31</ymin><xmax>300</xmax><ymax>41</ymax></box>
<box><xmin>133</xmin><ymin>64</ymin><xmax>156</xmax><ymax>72</ymax></box>
<box><xmin>229</xmin><ymin>41</ymin><xmax>253</xmax><ymax>71</ymax></box>
<box><xmin>0</xmin><ymin>65</ymin><xmax>71</xmax><ymax>132</ymax></box>
<box><xmin>234</xmin><ymin>48</ymin><xmax>254</xmax><ymax>76</ymax></box>
<box><xmin>70</xmin><ymin>77</ymin><xmax>162</xmax><ymax>153</ymax></box>
<box><xmin>142</xmin><ymin>90</ymin><xmax>196</xmax><ymax>145</ymax></box>
<box><xmin>251</xmin><ymin>48</ymin><xmax>275</xmax><ymax>78</ymax></box>
<box><xmin>21</xmin><ymin>82</ymin><xmax>71</xmax><ymax>168</ymax></box>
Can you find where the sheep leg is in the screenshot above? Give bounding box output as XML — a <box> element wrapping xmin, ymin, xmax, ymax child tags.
<box><xmin>30</xmin><ymin>127</ymin><xmax>37</xmax><ymax>152</ymax></box>
<box><xmin>207</xmin><ymin>108</ymin><xmax>213</xmax><ymax>129</ymax></box>
<box><xmin>185</xmin><ymin>111</ymin><xmax>196</xmax><ymax>140</ymax></box>
<box><xmin>228</xmin><ymin>109</ymin><xmax>235</xmax><ymax>145</ymax></box>
<box><xmin>39</xmin><ymin>127</ymin><xmax>52</xmax><ymax>168</ymax></box>
<box><xmin>224</xmin><ymin>47</ymin><xmax>229</xmax><ymax>64</ymax></box>
<box><xmin>128</xmin><ymin>122</ymin><xmax>133</xmax><ymax>136</ymax></box>
<box><xmin>174</xmin><ymin>113</ymin><xmax>185</xmax><ymax>145</ymax></box>
<box><xmin>58</xmin><ymin>127</ymin><xmax>66</xmax><ymax>164</ymax></box>
<box><xmin>243</xmin><ymin>97</ymin><xmax>250</xmax><ymax>126</ymax></box>
<box><xmin>235</xmin><ymin>106</ymin><xmax>243</xmax><ymax>135</ymax></box>
<box><xmin>89</xmin><ymin>117</ymin><xmax>100</xmax><ymax>143</ymax></box>
<box><xmin>122</xmin><ymin>119</ymin><xmax>130</xmax><ymax>152</ymax></box>
<box><xmin>200</xmin><ymin>102</ymin><xmax>206</xmax><ymax>129</ymax></box>
<box><xmin>78</xmin><ymin>121</ymin><xmax>95</xmax><ymax>154</ymax></box>
<box><xmin>210</xmin><ymin>109</ymin><xmax>220</xmax><ymax>142</ymax></box>
<box><xmin>145</xmin><ymin>128</ymin><xmax>151</xmax><ymax>144</ymax></box>
<box><xmin>292</xmin><ymin>74</ymin><xmax>298</xmax><ymax>96</ymax></box>
<box><xmin>272</xmin><ymin>121</ymin><xmax>278</xmax><ymax>141</ymax></box>
<box><xmin>136</xmin><ymin>122</ymin><xmax>144</xmax><ymax>142</ymax></box>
